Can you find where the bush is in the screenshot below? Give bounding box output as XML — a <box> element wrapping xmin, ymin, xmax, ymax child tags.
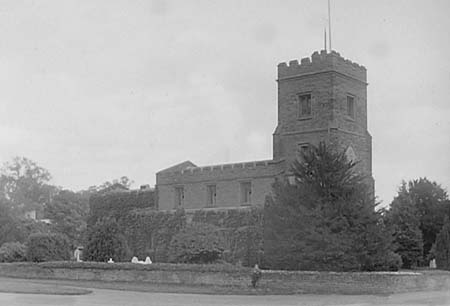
<box><xmin>84</xmin><ymin>217</ymin><xmax>130</xmax><ymax>262</ymax></box>
<box><xmin>168</xmin><ymin>223</ymin><xmax>225</xmax><ymax>264</ymax></box>
<box><xmin>365</xmin><ymin>251</ymin><xmax>403</xmax><ymax>272</ymax></box>
<box><xmin>26</xmin><ymin>233</ymin><xmax>71</xmax><ymax>262</ymax></box>
<box><xmin>0</xmin><ymin>242</ymin><xmax>27</xmax><ymax>262</ymax></box>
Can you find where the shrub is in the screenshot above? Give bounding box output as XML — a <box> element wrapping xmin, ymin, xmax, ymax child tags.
<box><xmin>84</xmin><ymin>217</ymin><xmax>130</xmax><ymax>262</ymax></box>
<box><xmin>365</xmin><ymin>251</ymin><xmax>403</xmax><ymax>272</ymax></box>
<box><xmin>0</xmin><ymin>242</ymin><xmax>27</xmax><ymax>262</ymax></box>
<box><xmin>26</xmin><ymin>233</ymin><xmax>71</xmax><ymax>262</ymax></box>
<box><xmin>435</xmin><ymin>217</ymin><xmax>450</xmax><ymax>270</ymax></box>
<box><xmin>168</xmin><ymin>223</ymin><xmax>225</xmax><ymax>264</ymax></box>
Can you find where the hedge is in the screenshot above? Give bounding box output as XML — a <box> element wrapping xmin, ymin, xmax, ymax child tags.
<box><xmin>27</xmin><ymin>261</ymin><xmax>251</xmax><ymax>273</ymax></box>
<box><xmin>168</xmin><ymin>223</ymin><xmax>225</xmax><ymax>263</ymax></box>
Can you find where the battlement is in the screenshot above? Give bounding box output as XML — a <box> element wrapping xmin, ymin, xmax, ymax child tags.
<box><xmin>278</xmin><ymin>50</ymin><xmax>366</xmax><ymax>82</ymax></box>
<box><xmin>157</xmin><ymin>159</ymin><xmax>284</xmax><ymax>178</ymax></box>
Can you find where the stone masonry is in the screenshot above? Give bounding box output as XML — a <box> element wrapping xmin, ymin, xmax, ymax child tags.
<box><xmin>156</xmin><ymin>50</ymin><xmax>373</xmax><ymax>210</ymax></box>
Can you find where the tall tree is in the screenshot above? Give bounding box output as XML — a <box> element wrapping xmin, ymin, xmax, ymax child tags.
<box><xmin>435</xmin><ymin>217</ymin><xmax>450</xmax><ymax>270</ymax></box>
<box><xmin>264</xmin><ymin>142</ymin><xmax>399</xmax><ymax>271</ymax></box>
<box><xmin>388</xmin><ymin>178</ymin><xmax>450</xmax><ymax>262</ymax></box>
<box><xmin>0</xmin><ymin>199</ymin><xmax>24</xmax><ymax>245</ymax></box>
<box><xmin>385</xmin><ymin>182</ymin><xmax>423</xmax><ymax>268</ymax></box>
<box><xmin>0</xmin><ymin>157</ymin><xmax>55</xmax><ymax>216</ymax></box>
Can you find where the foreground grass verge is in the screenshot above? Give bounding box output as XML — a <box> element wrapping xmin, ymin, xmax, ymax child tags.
<box><xmin>0</xmin><ymin>277</ymin><xmax>92</xmax><ymax>295</ymax></box>
<box><xmin>0</xmin><ymin>277</ymin><xmax>278</xmax><ymax>296</ymax></box>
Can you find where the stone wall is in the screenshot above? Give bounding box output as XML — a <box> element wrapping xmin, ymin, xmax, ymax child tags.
<box><xmin>156</xmin><ymin>160</ymin><xmax>284</xmax><ymax>210</ymax></box>
<box><xmin>1</xmin><ymin>262</ymin><xmax>450</xmax><ymax>295</ymax></box>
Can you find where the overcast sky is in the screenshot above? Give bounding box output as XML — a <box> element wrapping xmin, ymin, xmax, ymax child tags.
<box><xmin>0</xmin><ymin>0</ymin><xmax>449</xmax><ymax>206</ymax></box>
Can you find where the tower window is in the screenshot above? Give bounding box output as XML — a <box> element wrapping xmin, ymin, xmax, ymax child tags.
<box><xmin>206</xmin><ymin>184</ymin><xmax>216</xmax><ymax>207</ymax></box>
<box><xmin>345</xmin><ymin>146</ymin><xmax>357</xmax><ymax>162</ymax></box>
<box><xmin>174</xmin><ymin>186</ymin><xmax>184</xmax><ymax>208</ymax></box>
<box><xmin>297</xmin><ymin>143</ymin><xmax>310</xmax><ymax>160</ymax></box>
<box><xmin>298</xmin><ymin>94</ymin><xmax>312</xmax><ymax>117</ymax></box>
<box><xmin>240</xmin><ymin>182</ymin><xmax>252</xmax><ymax>205</ymax></box>
<box><xmin>347</xmin><ymin>96</ymin><xmax>355</xmax><ymax>119</ymax></box>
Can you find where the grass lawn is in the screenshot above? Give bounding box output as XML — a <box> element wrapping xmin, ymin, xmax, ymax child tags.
<box><xmin>0</xmin><ymin>277</ymin><xmax>92</xmax><ymax>295</ymax></box>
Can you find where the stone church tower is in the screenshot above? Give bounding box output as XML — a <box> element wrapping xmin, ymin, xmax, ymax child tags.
<box><xmin>273</xmin><ymin>50</ymin><xmax>373</xmax><ymax>182</ymax></box>
<box><xmin>156</xmin><ymin>50</ymin><xmax>374</xmax><ymax>210</ymax></box>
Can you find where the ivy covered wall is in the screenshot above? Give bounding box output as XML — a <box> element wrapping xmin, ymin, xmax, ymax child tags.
<box><xmin>120</xmin><ymin>207</ymin><xmax>263</xmax><ymax>267</ymax></box>
<box><xmin>88</xmin><ymin>189</ymin><xmax>156</xmax><ymax>226</ymax></box>
<box><xmin>88</xmin><ymin>191</ymin><xmax>263</xmax><ymax>267</ymax></box>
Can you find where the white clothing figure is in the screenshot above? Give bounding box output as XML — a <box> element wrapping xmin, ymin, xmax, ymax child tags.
<box><xmin>144</xmin><ymin>256</ymin><xmax>152</xmax><ymax>264</ymax></box>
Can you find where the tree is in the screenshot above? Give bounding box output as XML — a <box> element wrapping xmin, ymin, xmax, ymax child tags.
<box><xmin>44</xmin><ymin>190</ymin><xmax>89</xmax><ymax>247</ymax></box>
<box><xmin>26</xmin><ymin>232</ymin><xmax>71</xmax><ymax>262</ymax></box>
<box><xmin>264</xmin><ymin>142</ymin><xmax>399</xmax><ymax>271</ymax></box>
<box><xmin>0</xmin><ymin>199</ymin><xmax>24</xmax><ymax>245</ymax></box>
<box><xmin>0</xmin><ymin>242</ymin><xmax>27</xmax><ymax>262</ymax></box>
<box><xmin>88</xmin><ymin>176</ymin><xmax>134</xmax><ymax>194</ymax></box>
<box><xmin>385</xmin><ymin>182</ymin><xmax>423</xmax><ymax>268</ymax></box>
<box><xmin>435</xmin><ymin>217</ymin><xmax>450</xmax><ymax>270</ymax></box>
<box><xmin>83</xmin><ymin>217</ymin><xmax>130</xmax><ymax>262</ymax></box>
<box><xmin>0</xmin><ymin>157</ymin><xmax>55</xmax><ymax>216</ymax></box>
<box><xmin>388</xmin><ymin>178</ymin><xmax>450</xmax><ymax>263</ymax></box>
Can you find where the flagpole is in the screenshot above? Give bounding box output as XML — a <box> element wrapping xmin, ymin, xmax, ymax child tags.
<box><xmin>328</xmin><ymin>0</ymin><xmax>332</xmax><ymax>51</ymax></box>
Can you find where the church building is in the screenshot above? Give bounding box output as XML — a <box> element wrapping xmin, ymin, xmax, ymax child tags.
<box><xmin>156</xmin><ymin>50</ymin><xmax>373</xmax><ymax>210</ymax></box>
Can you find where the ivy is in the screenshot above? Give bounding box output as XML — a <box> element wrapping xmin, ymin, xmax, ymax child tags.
<box><xmin>88</xmin><ymin>189</ymin><xmax>155</xmax><ymax>226</ymax></box>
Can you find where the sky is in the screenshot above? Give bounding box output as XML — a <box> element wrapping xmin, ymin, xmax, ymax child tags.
<box><xmin>0</xmin><ymin>0</ymin><xmax>449</xmax><ymax>206</ymax></box>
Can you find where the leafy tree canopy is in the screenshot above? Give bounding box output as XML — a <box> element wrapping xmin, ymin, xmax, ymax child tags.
<box><xmin>385</xmin><ymin>182</ymin><xmax>423</xmax><ymax>268</ymax></box>
<box><xmin>0</xmin><ymin>157</ymin><xmax>55</xmax><ymax>215</ymax></box>
<box><xmin>388</xmin><ymin>178</ymin><xmax>450</xmax><ymax>262</ymax></box>
<box><xmin>435</xmin><ymin>216</ymin><xmax>450</xmax><ymax>270</ymax></box>
<box><xmin>87</xmin><ymin>176</ymin><xmax>134</xmax><ymax>194</ymax></box>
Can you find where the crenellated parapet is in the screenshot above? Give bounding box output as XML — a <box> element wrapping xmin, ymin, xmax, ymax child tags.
<box><xmin>156</xmin><ymin>159</ymin><xmax>285</xmax><ymax>185</ymax></box>
<box><xmin>278</xmin><ymin>50</ymin><xmax>366</xmax><ymax>82</ymax></box>
<box><xmin>158</xmin><ymin>159</ymin><xmax>284</xmax><ymax>176</ymax></box>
